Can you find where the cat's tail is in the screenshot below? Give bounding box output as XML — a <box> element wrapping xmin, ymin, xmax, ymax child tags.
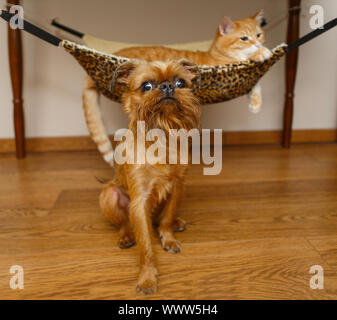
<box><xmin>83</xmin><ymin>76</ymin><xmax>114</xmax><ymax>167</ymax></box>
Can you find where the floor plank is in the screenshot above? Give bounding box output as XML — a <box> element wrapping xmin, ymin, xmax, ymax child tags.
<box><xmin>308</xmin><ymin>237</ymin><xmax>337</xmax><ymax>269</ymax></box>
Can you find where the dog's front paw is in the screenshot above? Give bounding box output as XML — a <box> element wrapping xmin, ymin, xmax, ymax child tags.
<box><xmin>136</xmin><ymin>265</ymin><xmax>158</xmax><ymax>295</ymax></box>
<box><xmin>160</xmin><ymin>232</ymin><xmax>181</xmax><ymax>254</ymax></box>
<box><xmin>250</xmin><ymin>47</ymin><xmax>272</xmax><ymax>62</ymax></box>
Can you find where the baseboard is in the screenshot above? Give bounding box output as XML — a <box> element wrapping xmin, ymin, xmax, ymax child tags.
<box><xmin>0</xmin><ymin>136</ymin><xmax>98</xmax><ymax>153</ymax></box>
<box><xmin>0</xmin><ymin>129</ymin><xmax>336</xmax><ymax>153</ymax></box>
<box><xmin>222</xmin><ymin>129</ymin><xmax>337</xmax><ymax>145</ymax></box>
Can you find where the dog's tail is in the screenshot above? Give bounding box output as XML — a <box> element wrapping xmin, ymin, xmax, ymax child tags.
<box><xmin>83</xmin><ymin>76</ymin><xmax>114</xmax><ymax>167</ymax></box>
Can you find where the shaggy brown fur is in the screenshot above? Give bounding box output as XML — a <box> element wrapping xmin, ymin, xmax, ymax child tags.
<box><xmin>99</xmin><ymin>59</ymin><xmax>201</xmax><ymax>294</ymax></box>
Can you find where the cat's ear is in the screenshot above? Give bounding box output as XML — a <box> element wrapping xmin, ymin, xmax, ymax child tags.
<box><xmin>219</xmin><ymin>16</ymin><xmax>234</xmax><ymax>35</ymax></box>
<box><xmin>110</xmin><ymin>60</ymin><xmax>138</xmax><ymax>91</ymax></box>
<box><xmin>251</xmin><ymin>9</ymin><xmax>264</xmax><ymax>25</ymax></box>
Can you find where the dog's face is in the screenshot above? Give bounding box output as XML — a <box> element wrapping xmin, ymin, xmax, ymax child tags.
<box><xmin>111</xmin><ymin>59</ymin><xmax>201</xmax><ymax>131</ymax></box>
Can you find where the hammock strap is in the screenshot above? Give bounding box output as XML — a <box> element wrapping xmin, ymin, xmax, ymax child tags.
<box><xmin>51</xmin><ymin>18</ymin><xmax>268</xmax><ymax>37</ymax></box>
<box><xmin>288</xmin><ymin>17</ymin><xmax>337</xmax><ymax>51</ymax></box>
<box><xmin>0</xmin><ymin>9</ymin><xmax>61</xmax><ymax>46</ymax></box>
<box><xmin>51</xmin><ymin>19</ymin><xmax>84</xmax><ymax>38</ymax></box>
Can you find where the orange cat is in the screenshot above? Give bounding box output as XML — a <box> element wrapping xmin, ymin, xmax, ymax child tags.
<box><xmin>116</xmin><ymin>10</ymin><xmax>270</xmax><ymax>66</ymax></box>
<box><xmin>82</xmin><ymin>10</ymin><xmax>270</xmax><ymax>167</ymax></box>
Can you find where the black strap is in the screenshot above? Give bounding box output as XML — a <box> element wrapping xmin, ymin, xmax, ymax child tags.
<box><xmin>51</xmin><ymin>19</ymin><xmax>84</xmax><ymax>38</ymax></box>
<box><xmin>288</xmin><ymin>17</ymin><xmax>337</xmax><ymax>51</ymax></box>
<box><xmin>51</xmin><ymin>17</ymin><xmax>266</xmax><ymax>36</ymax></box>
<box><xmin>0</xmin><ymin>10</ymin><xmax>61</xmax><ymax>46</ymax></box>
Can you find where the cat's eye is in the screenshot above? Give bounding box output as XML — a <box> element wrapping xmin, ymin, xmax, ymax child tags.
<box><xmin>240</xmin><ymin>36</ymin><xmax>249</xmax><ymax>41</ymax></box>
<box><xmin>175</xmin><ymin>78</ymin><xmax>186</xmax><ymax>88</ymax></box>
<box><xmin>141</xmin><ymin>81</ymin><xmax>154</xmax><ymax>92</ymax></box>
<box><xmin>257</xmin><ymin>33</ymin><xmax>262</xmax><ymax>38</ymax></box>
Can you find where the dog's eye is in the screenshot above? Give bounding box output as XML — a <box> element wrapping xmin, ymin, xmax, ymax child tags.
<box><xmin>141</xmin><ymin>81</ymin><xmax>154</xmax><ymax>92</ymax></box>
<box><xmin>175</xmin><ymin>78</ymin><xmax>186</xmax><ymax>88</ymax></box>
<box><xmin>257</xmin><ymin>33</ymin><xmax>262</xmax><ymax>38</ymax></box>
<box><xmin>240</xmin><ymin>36</ymin><xmax>249</xmax><ymax>41</ymax></box>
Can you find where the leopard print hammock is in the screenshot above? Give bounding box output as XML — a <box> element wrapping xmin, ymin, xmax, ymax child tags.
<box><xmin>61</xmin><ymin>40</ymin><xmax>287</xmax><ymax>105</ymax></box>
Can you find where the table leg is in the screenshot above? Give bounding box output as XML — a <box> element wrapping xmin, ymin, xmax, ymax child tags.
<box><xmin>7</xmin><ymin>0</ymin><xmax>25</xmax><ymax>158</ymax></box>
<box><xmin>282</xmin><ymin>0</ymin><xmax>301</xmax><ymax>148</ymax></box>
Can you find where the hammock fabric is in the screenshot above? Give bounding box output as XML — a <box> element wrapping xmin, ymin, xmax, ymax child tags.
<box><xmin>61</xmin><ymin>40</ymin><xmax>287</xmax><ymax>104</ymax></box>
<box><xmin>1</xmin><ymin>10</ymin><xmax>337</xmax><ymax>105</ymax></box>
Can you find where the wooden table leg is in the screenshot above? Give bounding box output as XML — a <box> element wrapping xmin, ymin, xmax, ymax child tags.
<box><xmin>7</xmin><ymin>0</ymin><xmax>25</xmax><ymax>158</ymax></box>
<box><xmin>282</xmin><ymin>0</ymin><xmax>301</xmax><ymax>148</ymax></box>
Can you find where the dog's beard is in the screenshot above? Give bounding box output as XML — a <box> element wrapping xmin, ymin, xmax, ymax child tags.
<box><xmin>136</xmin><ymin>91</ymin><xmax>201</xmax><ymax>132</ymax></box>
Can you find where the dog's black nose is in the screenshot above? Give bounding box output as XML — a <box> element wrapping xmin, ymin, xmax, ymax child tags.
<box><xmin>159</xmin><ymin>82</ymin><xmax>174</xmax><ymax>96</ymax></box>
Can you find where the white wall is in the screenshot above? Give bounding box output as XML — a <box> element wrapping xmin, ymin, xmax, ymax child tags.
<box><xmin>0</xmin><ymin>0</ymin><xmax>336</xmax><ymax>139</ymax></box>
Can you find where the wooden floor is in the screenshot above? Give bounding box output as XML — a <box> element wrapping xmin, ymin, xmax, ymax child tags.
<box><xmin>1</xmin><ymin>143</ymin><xmax>337</xmax><ymax>299</ymax></box>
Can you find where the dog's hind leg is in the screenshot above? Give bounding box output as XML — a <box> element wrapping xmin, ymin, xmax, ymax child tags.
<box><xmin>99</xmin><ymin>182</ymin><xmax>135</xmax><ymax>249</ymax></box>
<box><xmin>172</xmin><ymin>179</ymin><xmax>186</xmax><ymax>232</ymax></box>
<box><xmin>173</xmin><ymin>217</ymin><xmax>186</xmax><ymax>232</ymax></box>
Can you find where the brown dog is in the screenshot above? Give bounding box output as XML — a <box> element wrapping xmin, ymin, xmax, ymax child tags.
<box><xmin>99</xmin><ymin>59</ymin><xmax>201</xmax><ymax>294</ymax></box>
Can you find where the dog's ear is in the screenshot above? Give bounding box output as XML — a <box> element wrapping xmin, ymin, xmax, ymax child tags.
<box><xmin>177</xmin><ymin>58</ymin><xmax>201</xmax><ymax>85</ymax></box>
<box><xmin>110</xmin><ymin>60</ymin><xmax>138</xmax><ymax>92</ymax></box>
<box><xmin>219</xmin><ymin>16</ymin><xmax>234</xmax><ymax>35</ymax></box>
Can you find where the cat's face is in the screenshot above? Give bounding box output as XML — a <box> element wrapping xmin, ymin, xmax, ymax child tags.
<box><xmin>214</xmin><ymin>10</ymin><xmax>266</xmax><ymax>60</ymax></box>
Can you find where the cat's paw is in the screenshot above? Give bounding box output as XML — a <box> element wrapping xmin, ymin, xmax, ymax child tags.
<box><xmin>274</xmin><ymin>43</ymin><xmax>287</xmax><ymax>51</ymax></box>
<box><xmin>250</xmin><ymin>47</ymin><xmax>272</xmax><ymax>62</ymax></box>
